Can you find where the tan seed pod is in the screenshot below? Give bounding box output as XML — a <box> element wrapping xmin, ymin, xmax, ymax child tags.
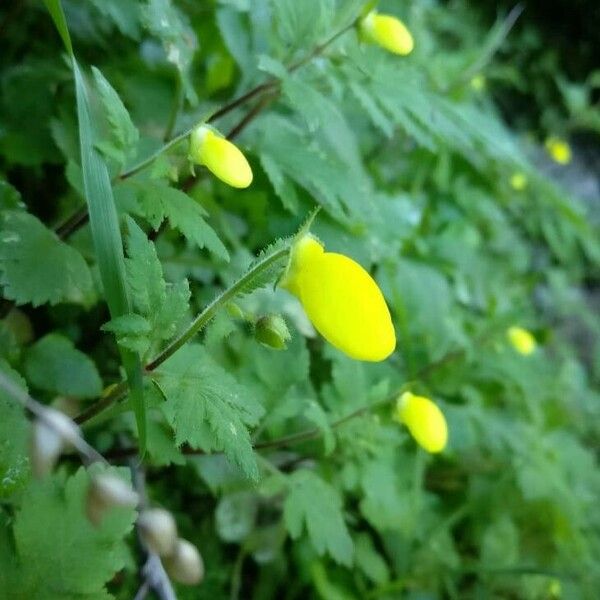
<box><xmin>29</xmin><ymin>408</ymin><xmax>80</xmax><ymax>478</ymax></box>
<box><xmin>138</xmin><ymin>508</ymin><xmax>178</xmax><ymax>557</ymax></box>
<box><xmin>163</xmin><ymin>538</ymin><xmax>204</xmax><ymax>585</ymax></box>
<box><xmin>86</xmin><ymin>473</ymin><xmax>139</xmax><ymax>526</ymax></box>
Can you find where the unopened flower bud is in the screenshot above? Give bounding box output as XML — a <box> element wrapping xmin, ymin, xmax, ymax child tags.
<box><xmin>30</xmin><ymin>408</ymin><xmax>80</xmax><ymax>478</ymax></box>
<box><xmin>507</xmin><ymin>326</ymin><xmax>536</xmax><ymax>356</ymax></box>
<box><xmin>164</xmin><ymin>538</ymin><xmax>204</xmax><ymax>585</ymax></box>
<box><xmin>255</xmin><ymin>315</ymin><xmax>291</xmax><ymax>350</ymax></box>
<box><xmin>545</xmin><ymin>136</ymin><xmax>571</xmax><ymax>165</ymax></box>
<box><xmin>359</xmin><ymin>11</ymin><xmax>414</xmax><ymax>56</ymax></box>
<box><xmin>509</xmin><ymin>172</ymin><xmax>527</xmax><ymax>191</ymax></box>
<box><xmin>189</xmin><ymin>125</ymin><xmax>253</xmax><ymax>188</ymax></box>
<box><xmin>86</xmin><ymin>473</ymin><xmax>139</xmax><ymax>526</ymax></box>
<box><xmin>138</xmin><ymin>508</ymin><xmax>178</xmax><ymax>557</ymax></box>
<box><xmin>394</xmin><ymin>392</ymin><xmax>448</xmax><ymax>453</ymax></box>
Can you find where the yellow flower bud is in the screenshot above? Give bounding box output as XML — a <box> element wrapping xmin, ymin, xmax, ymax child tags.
<box><xmin>164</xmin><ymin>538</ymin><xmax>205</xmax><ymax>585</ymax></box>
<box><xmin>545</xmin><ymin>136</ymin><xmax>572</xmax><ymax>165</ymax></box>
<box><xmin>190</xmin><ymin>125</ymin><xmax>253</xmax><ymax>188</ymax></box>
<box><xmin>509</xmin><ymin>172</ymin><xmax>528</xmax><ymax>191</ymax></box>
<box><xmin>360</xmin><ymin>11</ymin><xmax>414</xmax><ymax>56</ymax></box>
<box><xmin>507</xmin><ymin>326</ymin><xmax>536</xmax><ymax>356</ymax></box>
<box><xmin>470</xmin><ymin>75</ymin><xmax>486</xmax><ymax>91</ymax></box>
<box><xmin>280</xmin><ymin>235</ymin><xmax>395</xmax><ymax>361</ymax></box>
<box><xmin>394</xmin><ymin>392</ymin><xmax>448</xmax><ymax>453</ymax></box>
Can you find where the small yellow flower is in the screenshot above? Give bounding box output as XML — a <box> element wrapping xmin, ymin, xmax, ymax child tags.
<box><xmin>507</xmin><ymin>326</ymin><xmax>536</xmax><ymax>355</ymax></box>
<box><xmin>470</xmin><ymin>74</ymin><xmax>486</xmax><ymax>91</ymax></box>
<box><xmin>189</xmin><ymin>125</ymin><xmax>253</xmax><ymax>188</ymax></box>
<box><xmin>545</xmin><ymin>136</ymin><xmax>572</xmax><ymax>165</ymax></box>
<box><xmin>279</xmin><ymin>234</ymin><xmax>396</xmax><ymax>361</ymax></box>
<box><xmin>509</xmin><ymin>172</ymin><xmax>528</xmax><ymax>191</ymax></box>
<box><xmin>394</xmin><ymin>392</ymin><xmax>448</xmax><ymax>453</ymax></box>
<box><xmin>359</xmin><ymin>11</ymin><xmax>414</xmax><ymax>56</ymax></box>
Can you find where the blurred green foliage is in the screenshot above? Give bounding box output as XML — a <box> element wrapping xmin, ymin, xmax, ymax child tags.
<box><xmin>0</xmin><ymin>0</ymin><xmax>599</xmax><ymax>599</ymax></box>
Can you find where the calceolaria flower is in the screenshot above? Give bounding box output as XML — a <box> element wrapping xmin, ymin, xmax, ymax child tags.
<box><xmin>545</xmin><ymin>136</ymin><xmax>572</xmax><ymax>165</ymax></box>
<box><xmin>189</xmin><ymin>125</ymin><xmax>253</xmax><ymax>188</ymax></box>
<box><xmin>279</xmin><ymin>234</ymin><xmax>396</xmax><ymax>361</ymax></box>
<box><xmin>394</xmin><ymin>392</ymin><xmax>448</xmax><ymax>453</ymax></box>
<box><xmin>510</xmin><ymin>172</ymin><xmax>528</xmax><ymax>191</ymax></box>
<box><xmin>507</xmin><ymin>326</ymin><xmax>536</xmax><ymax>356</ymax></box>
<box><xmin>359</xmin><ymin>11</ymin><xmax>414</xmax><ymax>56</ymax></box>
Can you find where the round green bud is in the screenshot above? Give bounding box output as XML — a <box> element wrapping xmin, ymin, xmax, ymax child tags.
<box><xmin>255</xmin><ymin>315</ymin><xmax>291</xmax><ymax>350</ymax></box>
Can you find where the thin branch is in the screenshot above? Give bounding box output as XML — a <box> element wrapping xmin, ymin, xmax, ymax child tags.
<box><xmin>74</xmin><ymin>244</ymin><xmax>290</xmax><ymax>425</ymax></box>
<box><xmin>0</xmin><ymin>370</ymin><xmax>107</xmax><ymax>466</ymax></box>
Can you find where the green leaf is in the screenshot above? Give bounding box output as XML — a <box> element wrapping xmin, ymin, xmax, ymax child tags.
<box><xmin>43</xmin><ymin>0</ymin><xmax>73</xmax><ymax>55</ymax></box>
<box><xmin>92</xmin><ymin>67</ymin><xmax>139</xmax><ymax>165</ymax></box>
<box><xmin>0</xmin><ymin>211</ymin><xmax>94</xmax><ymax>307</ymax></box>
<box><xmin>24</xmin><ymin>334</ymin><xmax>102</xmax><ymax>398</ymax></box>
<box><xmin>8</xmin><ymin>467</ymin><xmax>136</xmax><ymax>599</ymax></box>
<box><xmin>103</xmin><ymin>217</ymin><xmax>190</xmax><ymax>356</ymax></box>
<box><xmin>0</xmin><ymin>361</ymin><xmax>30</xmax><ymax>498</ymax></box>
<box><xmin>284</xmin><ymin>470</ymin><xmax>354</xmax><ymax>565</ymax></box>
<box><xmin>125</xmin><ymin>181</ymin><xmax>228</xmax><ymax>261</ymax></box>
<box><xmin>72</xmin><ymin>58</ymin><xmax>146</xmax><ymax>450</ymax></box>
<box><xmin>142</xmin><ymin>0</ymin><xmax>198</xmax><ymax>103</ymax></box>
<box><xmin>155</xmin><ymin>344</ymin><xmax>263</xmax><ymax>480</ymax></box>
<box><xmin>304</xmin><ymin>399</ymin><xmax>335</xmax><ymax>455</ymax></box>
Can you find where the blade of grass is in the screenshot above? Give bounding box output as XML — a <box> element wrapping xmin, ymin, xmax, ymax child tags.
<box><xmin>44</xmin><ymin>0</ymin><xmax>147</xmax><ymax>453</ymax></box>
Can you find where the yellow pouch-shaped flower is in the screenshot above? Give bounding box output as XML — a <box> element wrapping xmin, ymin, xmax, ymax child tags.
<box><xmin>507</xmin><ymin>326</ymin><xmax>536</xmax><ymax>355</ymax></box>
<box><xmin>190</xmin><ymin>125</ymin><xmax>253</xmax><ymax>188</ymax></box>
<box><xmin>360</xmin><ymin>11</ymin><xmax>414</xmax><ymax>56</ymax></box>
<box><xmin>394</xmin><ymin>392</ymin><xmax>448</xmax><ymax>453</ymax></box>
<box><xmin>545</xmin><ymin>136</ymin><xmax>572</xmax><ymax>165</ymax></box>
<box><xmin>280</xmin><ymin>235</ymin><xmax>395</xmax><ymax>361</ymax></box>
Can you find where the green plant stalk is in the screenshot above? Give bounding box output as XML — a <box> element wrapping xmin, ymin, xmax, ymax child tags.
<box><xmin>44</xmin><ymin>0</ymin><xmax>147</xmax><ymax>452</ymax></box>
<box><xmin>75</xmin><ymin>245</ymin><xmax>291</xmax><ymax>425</ymax></box>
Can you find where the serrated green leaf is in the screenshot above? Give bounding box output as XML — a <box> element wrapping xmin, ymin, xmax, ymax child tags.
<box><xmin>24</xmin><ymin>333</ymin><xmax>102</xmax><ymax>398</ymax></box>
<box><xmin>8</xmin><ymin>467</ymin><xmax>136</xmax><ymax>599</ymax></box>
<box><xmin>126</xmin><ymin>181</ymin><xmax>229</xmax><ymax>261</ymax></box>
<box><xmin>155</xmin><ymin>344</ymin><xmax>264</xmax><ymax>480</ymax></box>
<box><xmin>0</xmin><ymin>211</ymin><xmax>94</xmax><ymax>307</ymax></box>
<box><xmin>284</xmin><ymin>469</ymin><xmax>354</xmax><ymax>565</ymax></box>
<box><xmin>92</xmin><ymin>67</ymin><xmax>139</xmax><ymax>166</ymax></box>
<box><xmin>142</xmin><ymin>0</ymin><xmax>198</xmax><ymax>104</ymax></box>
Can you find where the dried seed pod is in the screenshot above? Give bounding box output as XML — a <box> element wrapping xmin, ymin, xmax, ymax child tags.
<box><xmin>138</xmin><ymin>508</ymin><xmax>178</xmax><ymax>557</ymax></box>
<box><xmin>86</xmin><ymin>473</ymin><xmax>139</xmax><ymax>526</ymax></box>
<box><xmin>29</xmin><ymin>408</ymin><xmax>80</xmax><ymax>478</ymax></box>
<box><xmin>164</xmin><ymin>538</ymin><xmax>204</xmax><ymax>585</ymax></box>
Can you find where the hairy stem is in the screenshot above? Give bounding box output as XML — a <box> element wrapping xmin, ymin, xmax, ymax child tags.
<box><xmin>75</xmin><ymin>245</ymin><xmax>291</xmax><ymax>425</ymax></box>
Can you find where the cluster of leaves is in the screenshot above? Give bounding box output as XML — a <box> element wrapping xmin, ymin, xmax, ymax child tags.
<box><xmin>1</xmin><ymin>0</ymin><xmax>599</xmax><ymax>599</ymax></box>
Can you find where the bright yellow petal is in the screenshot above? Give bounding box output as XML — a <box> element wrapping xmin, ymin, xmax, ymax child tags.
<box><xmin>395</xmin><ymin>392</ymin><xmax>448</xmax><ymax>453</ymax></box>
<box><xmin>191</xmin><ymin>127</ymin><xmax>253</xmax><ymax>188</ymax></box>
<box><xmin>545</xmin><ymin>137</ymin><xmax>571</xmax><ymax>165</ymax></box>
<box><xmin>507</xmin><ymin>326</ymin><xmax>536</xmax><ymax>355</ymax></box>
<box><xmin>296</xmin><ymin>251</ymin><xmax>395</xmax><ymax>361</ymax></box>
<box><xmin>361</xmin><ymin>12</ymin><xmax>414</xmax><ymax>56</ymax></box>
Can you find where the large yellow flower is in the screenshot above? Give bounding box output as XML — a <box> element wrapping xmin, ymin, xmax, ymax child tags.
<box><xmin>359</xmin><ymin>11</ymin><xmax>414</xmax><ymax>56</ymax></box>
<box><xmin>280</xmin><ymin>235</ymin><xmax>396</xmax><ymax>361</ymax></box>
<box><xmin>394</xmin><ymin>392</ymin><xmax>448</xmax><ymax>453</ymax></box>
<box><xmin>189</xmin><ymin>125</ymin><xmax>253</xmax><ymax>188</ymax></box>
<box><xmin>507</xmin><ymin>326</ymin><xmax>536</xmax><ymax>355</ymax></box>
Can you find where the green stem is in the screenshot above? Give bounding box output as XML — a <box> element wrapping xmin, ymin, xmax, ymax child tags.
<box><xmin>146</xmin><ymin>246</ymin><xmax>290</xmax><ymax>370</ymax></box>
<box><xmin>75</xmin><ymin>245</ymin><xmax>291</xmax><ymax>425</ymax></box>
